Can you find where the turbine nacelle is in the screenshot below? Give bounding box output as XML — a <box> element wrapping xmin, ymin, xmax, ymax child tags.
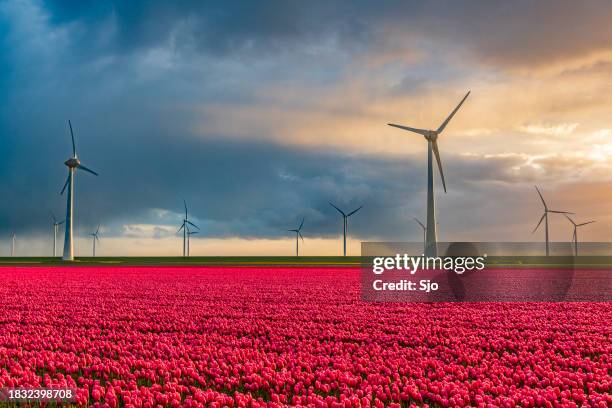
<box><xmin>423</xmin><ymin>131</ymin><xmax>438</xmax><ymax>142</ymax></box>
<box><xmin>65</xmin><ymin>157</ymin><xmax>81</xmax><ymax>168</ymax></box>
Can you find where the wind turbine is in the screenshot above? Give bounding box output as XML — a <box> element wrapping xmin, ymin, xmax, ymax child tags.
<box><xmin>51</xmin><ymin>213</ymin><xmax>65</xmax><ymax>257</ymax></box>
<box><xmin>564</xmin><ymin>215</ymin><xmax>594</xmax><ymax>256</ymax></box>
<box><xmin>532</xmin><ymin>186</ymin><xmax>572</xmax><ymax>256</ymax></box>
<box><xmin>10</xmin><ymin>232</ymin><xmax>15</xmax><ymax>257</ymax></box>
<box><xmin>187</xmin><ymin>226</ymin><xmax>198</xmax><ymax>257</ymax></box>
<box><xmin>414</xmin><ymin>217</ymin><xmax>426</xmax><ymax>253</ymax></box>
<box><xmin>90</xmin><ymin>224</ymin><xmax>101</xmax><ymax>257</ymax></box>
<box><xmin>60</xmin><ymin>120</ymin><xmax>98</xmax><ymax>261</ymax></box>
<box><xmin>388</xmin><ymin>91</ymin><xmax>470</xmax><ymax>256</ymax></box>
<box><xmin>329</xmin><ymin>203</ymin><xmax>362</xmax><ymax>256</ymax></box>
<box><xmin>288</xmin><ymin>218</ymin><xmax>304</xmax><ymax>256</ymax></box>
<box><xmin>178</xmin><ymin>200</ymin><xmax>199</xmax><ymax>257</ymax></box>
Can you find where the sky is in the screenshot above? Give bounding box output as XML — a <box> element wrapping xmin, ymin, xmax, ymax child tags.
<box><xmin>2</xmin><ymin>0</ymin><xmax>612</xmax><ymax>256</ymax></box>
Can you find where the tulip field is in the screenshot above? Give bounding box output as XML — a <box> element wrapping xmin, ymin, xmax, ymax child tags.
<box><xmin>0</xmin><ymin>266</ymin><xmax>610</xmax><ymax>407</ymax></box>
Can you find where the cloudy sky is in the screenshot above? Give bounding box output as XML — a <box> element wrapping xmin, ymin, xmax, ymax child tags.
<box><xmin>2</xmin><ymin>0</ymin><xmax>612</xmax><ymax>256</ymax></box>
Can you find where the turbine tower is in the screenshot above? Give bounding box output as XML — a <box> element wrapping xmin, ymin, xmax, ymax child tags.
<box><xmin>414</xmin><ymin>217</ymin><xmax>426</xmax><ymax>253</ymax></box>
<box><xmin>564</xmin><ymin>215</ymin><xmax>594</xmax><ymax>256</ymax></box>
<box><xmin>61</xmin><ymin>120</ymin><xmax>98</xmax><ymax>261</ymax></box>
<box><xmin>10</xmin><ymin>232</ymin><xmax>15</xmax><ymax>257</ymax></box>
<box><xmin>388</xmin><ymin>91</ymin><xmax>470</xmax><ymax>256</ymax></box>
<box><xmin>178</xmin><ymin>200</ymin><xmax>199</xmax><ymax>257</ymax></box>
<box><xmin>51</xmin><ymin>213</ymin><xmax>65</xmax><ymax>257</ymax></box>
<box><xmin>532</xmin><ymin>186</ymin><xmax>572</xmax><ymax>256</ymax></box>
<box><xmin>90</xmin><ymin>224</ymin><xmax>101</xmax><ymax>257</ymax></box>
<box><xmin>329</xmin><ymin>203</ymin><xmax>362</xmax><ymax>256</ymax></box>
<box><xmin>288</xmin><ymin>218</ymin><xmax>304</xmax><ymax>256</ymax></box>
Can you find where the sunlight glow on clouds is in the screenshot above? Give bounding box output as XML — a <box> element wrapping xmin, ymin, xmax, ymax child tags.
<box><xmin>519</xmin><ymin>123</ymin><xmax>579</xmax><ymax>136</ymax></box>
<box><xmin>122</xmin><ymin>224</ymin><xmax>176</xmax><ymax>239</ymax></box>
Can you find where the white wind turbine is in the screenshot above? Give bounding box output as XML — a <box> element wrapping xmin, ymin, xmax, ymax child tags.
<box><xmin>564</xmin><ymin>215</ymin><xmax>594</xmax><ymax>257</ymax></box>
<box><xmin>60</xmin><ymin>120</ymin><xmax>98</xmax><ymax>261</ymax></box>
<box><xmin>388</xmin><ymin>91</ymin><xmax>470</xmax><ymax>256</ymax></box>
<box><xmin>178</xmin><ymin>200</ymin><xmax>199</xmax><ymax>257</ymax></box>
<box><xmin>414</xmin><ymin>217</ymin><xmax>426</xmax><ymax>253</ymax></box>
<box><xmin>90</xmin><ymin>224</ymin><xmax>101</xmax><ymax>257</ymax></box>
<box><xmin>329</xmin><ymin>203</ymin><xmax>362</xmax><ymax>256</ymax></box>
<box><xmin>288</xmin><ymin>218</ymin><xmax>304</xmax><ymax>256</ymax></box>
<box><xmin>51</xmin><ymin>213</ymin><xmax>65</xmax><ymax>257</ymax></box>
<box><xmin>532</xmin><ymin>186</ymin><xmax>572</xmax><ymax>256</ymax></box>
<box><xmin>187</xmin><ymin>226</ymin><xmax>198</xmax><ymax>257</ymax></box>
<box><xmin>10</xmin><ymin>232</ymin><xmax>15</xmax><ymax>257</ymax></box>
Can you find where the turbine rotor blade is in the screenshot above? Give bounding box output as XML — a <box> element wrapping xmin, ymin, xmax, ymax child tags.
<box><xmin>68</xmin><ymin>120</ymin><xmax>76</xmax><ymax>157</ymax></box>
<box><xmin>532</xmin><ymin>213</ymin><xmax>546</xmax><ymax>233</ymax></box>
<box><xmin>329</xmin><ymin>202</ymin><xmax>346</xmax><ymax>217</ymax></box>
<box><xmin>96</xmin><ymin>224</ymin><xmax>100</xmax><ymax>234</ymax></box>
<box><xmin>178</xmin><ymin>223</ymin><xmax>185</xmax><ymax>233</ymax></box>
<box><xmin>432</xmin><ymin>140</ymin><xmax>447</xmax><ymax>193</ymax></box>
<box><xmin>60</xmin><ymin>174</ymin><xmax>70</xmax><ymax>195</ymax></box>
<box><xmin>387</xmin><ymin>123</ymin><xmax>429</xmax><ymax>136</ymax></box>
<box><xmin>577</xmin><ymin>221</ymin><xmax>595</xmax><ymax>226</ymax></box>
<box><xmin>186</xmin><ymin>220</ymin><xmax>199</xmax><ymax>229</ymax></box>
<box><xmin>548</xmin><ymin>210</ymin><xmax>573</xmax><ymax>214</ymax></box>
<box><xmin>58</xmin><ymin>220</ymin><xmax>65</xmax><ymax>225</ymax></box>
<box><xmin>298</xmin><ymin>231</ymin><xmax>304</xmax><ymax>241</ymax></box>
<box><xmin>437</xmin><ymin>91</ymin><xmax>470</xmax><ymax>133</ymax></box>
<box><xmin>414</xmin><ymin>217</ymin><xmax>426</xmax><ymax>229</ymax></box>
<box><xmin>534</xmin><ymin>186</ymin><xmax>547</xmax><ymax>209</ymax></box>
<box><xmin>298</xmin><ymin>218</ymin><xmax>304</xmax><ymax>230</ymax></box>
<box><xmin>184</xmin><ymin>200</ymin><xmax>188</xmax><ymax>218</ymax></box>
<box><xmin>78</xmin><ymin>164</ymin><xmax>98</xmax><ymax>176</ymax></box>
<box><xmin>347</xmin><ymin>205</ymin><xmax>363</xmax><ymax>217</ymax></box>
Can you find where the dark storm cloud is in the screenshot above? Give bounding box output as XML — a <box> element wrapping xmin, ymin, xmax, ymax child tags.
<box><xmin>39</xmin><ymin>0</ymin><xmax>612</xmax><ymax>68</ymax></box>
<box><xmin>41</xmin><ymin>0</ymin><xmax>376</xmax><ymax>58</ymax></box>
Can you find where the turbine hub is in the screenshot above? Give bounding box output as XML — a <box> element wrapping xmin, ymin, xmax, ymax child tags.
<box><xmin>424</xmin><ymin>131</ymin><xmax>438</xmax><ymax>141</ymax></box>
<box><xmin>65</xmin><ymin>157</ymin><xmax>80</xmax><ymax>168</ymax></box>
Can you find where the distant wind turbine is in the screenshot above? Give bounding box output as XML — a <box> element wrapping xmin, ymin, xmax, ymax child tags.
<box><xmin>178</xmin><ymin>200</ymin><xmax>199</xmax><ymax>257</ymax></box>
<box><xmin>388</xmin><ymin>91</ymin><xmax>470</xmax><ymax>256</ymax></box>
<box><xmin>90</xmin><ymin>224</ymin><xmax>101</xmax><ymax>257</ymax></box>
<box><xmin>329</xmin><ymin>203</ymin><xmax>362</xmax><ymax>256</ymax></box>
<box><xmin>51</xmin><ymin>213</ymin><xmax>65</xmax><ymax>257</ymax></box>
<box><xmin>532</xmin><ymin>186</ymin><xmax>572</xmax><ymax>256</ymax></box>
<box><xmin>10</xmin><ymin>232</ymin><xmax>15</xmax><ymax>257</ymax></box>
<box><xmin>187</xmin><ymin>226</ymin><xmax>198</xmax><ymax>257</ymax></box>
<box><xmin>288</xmin><ymin>218</ymin><xmax>304</xmax><ymax>256</ymax></box>
<box><xmin>61</xmin><ymin>120</ymin><xmax>98</xmax><ymax>261</ymax></box>
<box><xmin>414</xmin><ymin>217</ymin><xmax>426</xmax><ymax>253</ymax></box>
<box><xmin>564</xmin><ymin>215</ymin><xmax>594</xmax><ymax>256</ymax></box>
